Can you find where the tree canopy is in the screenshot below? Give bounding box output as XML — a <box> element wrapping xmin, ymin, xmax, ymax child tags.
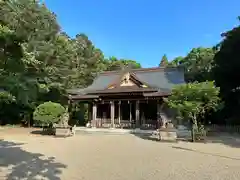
<box><xmin>33</xmin><ymin>101</ymin><xmax>66</xmax><ymax>125</ymax></box>
<box><xmin>165</xmin><ymin>81</ymin><xmax>220</xmax><ymax>125</ymax></box>
<box><xmin>159</xmin><ymin>54</ymin><xmax>168</xmax><ymax>67</ymax></box>
<box><xmin>181</xmin><ymin>47</ymin><xmax>216</xmax><ymax>82</ymax></box>
<box><xmin>1</xmin><ymin>0</ymin><xmax>240</xmax><ymax>127</ymax></box>
<box><xmin>0</xmin><ymin>0</ymin><xmax>141</xmax><ymax>125</ymax></box>
<box><xmin>212</xmin><ymin>21</ymin><xmax>240</xmax><ymax>123</ymax></box>
<box><xmin>165</xmin><ymin>81</ymin><xmax>221</xmax><ymax>140</ymax></box>
<box><xmin>105</xmin><ymin>56</ymin><xmax>141</xmax><ymax>71</ymax></box>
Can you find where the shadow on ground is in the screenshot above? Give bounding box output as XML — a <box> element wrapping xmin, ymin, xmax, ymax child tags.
<box><xmin>131</xmin><ymin>133</ymin><xmax>159</xmax><ymax>142</ymax></box>
<box><xmin>131</xmin><ymin>133</ymin><xmax>178</xmax><ymax>143</ymax></box>
<box><xmin>30</xmin><ymin>130</ymin><xmax>51</xmax><ymax>136</ymax></box>
<box><xmin>206</xmin><ymin>133</ymin><xmax>240</xmax><ymax>148</ymax></box>
<box><xmin>0</xmin><ymin>139</ymin><xmax>67</xmax><ymax>180</ymax></box>
<box><xmin>172</xmin><ymin>146</ymin><xmax>240</xmax><ymax>161</ymax></box>
<box><xmin>30</xmin><ymin>128</ymin><xmax>56</xmax><ymax>136</ymax></box>
<box><xmin>131</xmin><ymin>131</ymin><xmax>240</xmax><ymax>148</ymax></box>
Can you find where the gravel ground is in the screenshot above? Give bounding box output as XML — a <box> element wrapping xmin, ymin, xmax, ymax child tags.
<box><xmin>0</xmin><ymin>128</ymin><xmax>240</xmax><ymax>180</ymax></box>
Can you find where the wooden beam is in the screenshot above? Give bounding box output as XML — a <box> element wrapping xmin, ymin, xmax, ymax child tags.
<box><xmin>88</xmin><ymin>103</ymin><xmax>92</xmax><ymax>122</ymax></box>
<box><xmin>110</xmin><ymin>101</ymin><xmax>115</xmax><ymax>128</ymax></box>
<box><xmin>118</xmin><ymin>101</ymin><xmax>121</xmax><ymax>125</ymax></box>
<box><xmin>157</xmin><ymin>100</ymin><xmax>165</xmax><ymax>128</ymax></box>
<box><xmin>92</xmin><ymin>103</ymin><xmax>97</xmax><ymax>127</ymax></box>
<box><xmin>70</xmin><ymin>96</ymin><xmax>165</xmax><ymax>103</ymax></box>
<box><xmin>135</xmin><ymin>100</ymin><xmax>140</xmax><ymax>128</ymax></box>
<box><xmin>129</xmin><ymin>101</ymin><xmax>132</xmax><ymax>124</ymax></box>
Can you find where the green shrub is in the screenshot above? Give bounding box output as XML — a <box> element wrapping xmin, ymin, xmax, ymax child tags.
<box><xmin>194</xmin><ymin>124</ymin><xmax>207</xmax><ymax>141</ymax></box>
<box><xmin>33</xmin><ymin>101</ymin><xmax>66</xmax><ymax>126</ymax></box>
<box><xmin>0</xmin><ymin>91</ymin><xmax>16</xmax><ymax>104</ymax></box>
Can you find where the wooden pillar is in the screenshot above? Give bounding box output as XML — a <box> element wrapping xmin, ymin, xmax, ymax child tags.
<box><xmin>88</xmin><ymin>103</ymin><xmax>92</xmax><ymax>122</ymax></box>
<box><xmin>67</xmin><ymin>96</ymin><xmax>71</xmax><ymax>112</ymax></box>
<box><xmin>129</xmin><ymin>101</ymin><xmax>132</xmax><ymax>123</ymax></box>
<box><xmin>142</xmin><ymin>112</ymin><xmax>146</xmax><ymax>126</ymax></box>
<box><xmin>118</xmin><ymin>101</ymin><xmax>121</xmax><ymax>125</ymax></box>
<box><xmin>110</xmin><ymin>101</ymin><xmax>115</xmax><ymax>128</ymax></box>
<box><xmin>135</xmin><ymin>100</ymin><xmax>140</xmax><ymax>128</ymax></box>
<box><xmin>142</xmin><ymin>100</ymin><xmax>146</xmax><ymax>126</ymax></box>
<box><xmin>67</xmin><ymin>95</ymin><xmax>72</xmax><ymax>122</ymax></box>
<box><xmin>157</xmin><ymin>101</ymin><xmax>161</xmax><ymax>129</ymax></box>
<box><xmin>120</xmin><ymin>101</ymin><xmax>123</xmax><ymax>121</ymax></box>
<box><xmin>157</xmin><ymin>100</ymin><xmax>164</xmax><ymax>128</ymax></box>
<box><xmin>92</xmin><ymin>103</ymin><xmax>97</xmax><ymax>127</ymax></box>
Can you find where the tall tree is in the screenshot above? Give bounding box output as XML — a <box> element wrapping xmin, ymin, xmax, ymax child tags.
<box><xmin>159</xmin><ymin>54</ymin><xmax>168</xmax><ymax>67</ymax></box>
<box><xmin>178</xmin><ymin>47</ymin><xmax>216</xmax><ymax>82</ymax></box>
<box><xmin>0</xmin><ymin>0</ymin><xmax>143</xmax><ymax>125</ymax></box>
<box><xmin>0</xmin><ymin>24</ymin><xmax>40</xmax><ymax>106</ymax></box>
<box><xmin>0</xmin><ymin>0</ymin><xmax>61</xmax><ymax>105</ymax></box>
<box><xmin>106</xmin><ymin>56</ymin><xmax>141</xmax><ymax>71</ymax></box>
<box><xmin>165</xmin><ymin>81</ymin><xmax>220</xmax><ymax>141</ymax></box>
<box><xmin>67</xmin><ymin>33</ymin><xmax>107</xmax><ymax>88</ymax></box>
<box><xmin>167</xmin><ymin>56</ymin><xmax>184</xmax><ymax>67</ymax></box>
<box><xmin>213</xmin><ymin>20</ymin><xmax>240</xmax><ymax>122</ymax></box>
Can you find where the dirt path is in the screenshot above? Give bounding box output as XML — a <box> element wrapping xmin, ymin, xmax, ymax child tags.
<box><xmin>0</xmin><ymin>128</ymin><xmax>240</xmax><ymax>180</ymax></box>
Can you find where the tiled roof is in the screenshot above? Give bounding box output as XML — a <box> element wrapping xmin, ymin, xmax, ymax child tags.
<box><xmin>89</xmin><ymin>86</ymin><xmax>158</xmax><ymax>94</ymax></box>
<box><xmin>134</xmin><ymin>68</ymin><xmax>185</xmax><ymax>91</ymax></box>
<box><xmin>67</xmin><ymin>67</ymin><xmax>185</xmax><ymax>95</ymax></box>
<box><xmin>70</xmin><ymin>94</ymin><xmax>99</xmax><ymax>100</ymax></box>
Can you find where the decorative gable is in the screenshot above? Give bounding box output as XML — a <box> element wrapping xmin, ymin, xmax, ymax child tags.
<box><xmin>120</xmin><ymin>72</ymin><xmax>135</xmax><ymax>86</ymax></box>
<box><xmin>105</xmin><ymin>72</ymin><xmax>150</xmax><ymax>90</ymax></box>
<box><xmin>107</xmin><ymin>85</ymin><xmax>115</xmax><ymax>89</ymax></box>
<box><xmin>68</xmin><ymin>67</ymin><xmax>185</xmax><ymax>97</ymax></box>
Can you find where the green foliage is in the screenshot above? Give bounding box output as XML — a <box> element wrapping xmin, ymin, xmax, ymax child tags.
<box><xmin>165</xmin><ymin>81</ymin><xmax>220</xmax><ymax>141</ymax></box>
<box><xmin>213</xmin><ymin>23</ymin><xmax>240</xmax><ymax>120</ymax></box>
<box><xmin>106</xmin><ymin>56</ymin><xmax>141</xmax><ymax>71</ymax></box>
<box><xmin>165</xmin><ymin>48</ymin><xmax>220</xmax><ymax>126</ymax></box>
<box><xmin>165</xmin><ymin>81</ymin><xmax>220</xmax><ymax>124</ymax></box>
<box><xmin>159</xmin><ymin>54</ymin><xmax>168</xmax><ymax>67</ymax></box>
<box><xmin>181</xmin><ymin>47</ymin><xmax>216</xmax><ymax>82</ymax></box>
<box><xmin>0</xmin><ymin>91</ymin><xmax>22</xmax><ymax>125</ymax></box>
<box><xmin>69</xmin><ymin>103</ymin><xmax>88</xmax><ymax>126</ymax></box>
<box><xmin>1</xmin><ymin>0</ymin><xmax>238</xmax><ymax>128</ymax></box>
<box><xmin>0</xmin><ymin>0</ymin><xmax>143</xmax><ymax>126</ymax></box>
<box><xmin>166</xmin><ymin>48</ymin><xmax>216</xmax><ymax>82</ymax></box>
<box><xmin>194</xmin><ymin>124</ymin><xmax>207</xmax><ymax>140</ymax></box>
<box><xmin>38</xmin><ymin>83</ymin><xmax>67</xmax><ymax>105</ymax></box>
<box><xmin>167</xmin><ymin>56</ymin><xmax>184</xmax><ymax>67</ymax></box>
<box><xmin>33</xmin><ymin>101</ymin><xmax>66</xmax><ymax>125</ymax></box>
<box><xmin>0</xmin><ymin>0</ymin><xmax>59</xmax><ymax>41</ymax></box>
<box><xmin>0</xmin><ymin>91</ymin><xmax>16</xmax><ymax>120</ymax></box>
<box><xmin>0</xmin><ymin>91</ymin><xmax>15</xmax><ymax>104</ymax></box>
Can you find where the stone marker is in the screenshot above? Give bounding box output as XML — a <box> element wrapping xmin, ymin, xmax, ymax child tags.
<box><xmin>158</xmin><ymin>122</ymin><xmax>177</xmax><ymax>141</ymax></box>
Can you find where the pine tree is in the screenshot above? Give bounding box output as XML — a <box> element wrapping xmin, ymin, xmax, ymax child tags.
<box><xmin>159</xmin><ymin>54</ymin><xmax>168</xmax><ymax>67</ymax></box>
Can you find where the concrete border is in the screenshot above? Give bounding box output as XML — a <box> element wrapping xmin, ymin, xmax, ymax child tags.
<box><xmin>75</xmin><ymin>127</ymin><xmax>154</xmax><ymax>135</ymax></box>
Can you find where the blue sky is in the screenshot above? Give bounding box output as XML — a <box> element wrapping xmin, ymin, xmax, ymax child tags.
<box><xmin>45</xmin><ymin>0</ymin><xmax>240</xmax><ymax>67</ymax></box>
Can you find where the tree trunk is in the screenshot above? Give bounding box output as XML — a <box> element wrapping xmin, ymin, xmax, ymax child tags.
<box><xmin>191</xmin><ymin>124</ymin><xmax>195</xmax><ymax>142</ymax></box>
<box><xmin>191</xmin><ymin>115</ymin><xmax>197</xmax><ymax>142</ymax></box>
<box><xmin>28</xmin><ymin>118</ymin><xmax>30</xmax><ymax>128</ymax></box>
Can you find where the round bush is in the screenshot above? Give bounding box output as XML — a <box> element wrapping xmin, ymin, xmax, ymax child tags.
<box><xmin>33</xmin><ymin>101</ymin><xmax>66</xmax><ymax>125</ymax></box>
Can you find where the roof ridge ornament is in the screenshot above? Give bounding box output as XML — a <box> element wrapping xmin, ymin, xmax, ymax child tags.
<box><xmin>121</xmin><ymin>65</ymin><xmax>132</xmax><ymax>73</ymax></box>
<box><xmin>122</xmin><ymin>72</ymin><xmax>130</xmax><ymax>84</ymax></box>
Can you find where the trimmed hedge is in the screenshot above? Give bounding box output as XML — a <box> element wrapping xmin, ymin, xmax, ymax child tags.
<box><xmin>33</xmin><ymin>101</ymin><xmax>65</xmax><ymax>125</ymax></box>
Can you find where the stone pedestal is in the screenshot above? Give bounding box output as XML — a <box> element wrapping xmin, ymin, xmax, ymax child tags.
<box><xmin>110</xmin><ymin>101</ymin><xmax>115</xmax><ymax>128</ymax></box>
<box><xmin>54</xmin><ymin>112</ymin><xmax>71</xmax><ymax>137</ymax></box>
<box><xmin>86</xmin><ymin>122</ymin><xmax>91</xmax><ymax>128</ymax></box>
<box><xmin>158</xmin><ymin>127</ymin><xmax>177</xmax><ymax>141</ymax></box>
<box><xmin>177</xmin><ymin>125</ymin><xmax>191</xmax><ymax>138</ymax></box>
<box><xmin>55</xmin><ymin>126</ymin><xmax>71</xmax><ymax>137</ymax></box>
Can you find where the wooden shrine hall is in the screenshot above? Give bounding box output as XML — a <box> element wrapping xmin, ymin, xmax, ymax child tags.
<box><xmin>68</xmin><ymin>67</ymin><xmax>185</xmax><ymax>129</ymax></box>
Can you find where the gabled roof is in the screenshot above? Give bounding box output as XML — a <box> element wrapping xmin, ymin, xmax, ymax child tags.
<box><xmin>68</xmin><ymin>67</ymin><xmax>185</xmax><ymax>96</ymax></box>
